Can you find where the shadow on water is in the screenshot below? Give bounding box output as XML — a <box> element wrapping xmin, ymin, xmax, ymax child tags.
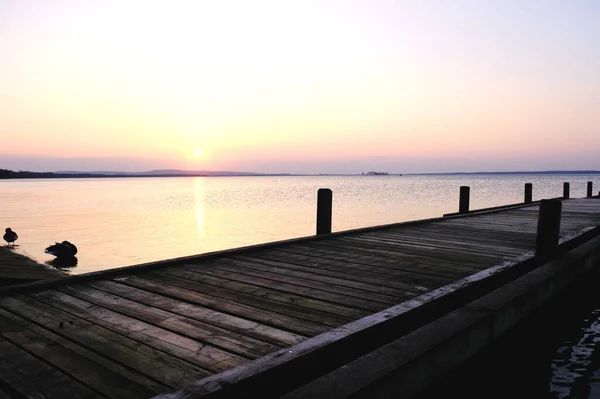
<box><xmin>45</xmin><ymin>256</ymin><xmax>78</xmax><ymax>270</ymax></box>
<box><xmin>418</xmin><ymin>268</ymin><xmax>600</xmax><ymax>399</ymax></box>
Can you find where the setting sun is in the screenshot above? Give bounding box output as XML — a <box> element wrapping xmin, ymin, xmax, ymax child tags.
<box><xmin>194</xmin><ymin>149</ymin><xmax>202</xmax><ymax>157</ymax></box>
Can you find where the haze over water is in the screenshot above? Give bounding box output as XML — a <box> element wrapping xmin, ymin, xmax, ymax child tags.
<box><xmin>0</xmin><ymin>174</ymin><xmax>596</xmax><ymax>274</ymax></box>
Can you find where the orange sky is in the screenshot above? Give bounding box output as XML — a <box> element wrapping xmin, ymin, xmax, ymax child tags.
<box><xmin>1</xmin><ymin>1</ymin><xmax>599</xmax><ymax>173</ymax></box>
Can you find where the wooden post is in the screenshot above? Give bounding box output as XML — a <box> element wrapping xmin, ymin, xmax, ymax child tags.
<box><xmin>524</xmin><ymin>183</ymin><xmax>532</xmax><ymax>204</ymax></box>
<box><xmin>459</xmin><ymin>186</ymin><xmax>470</xmax><ymax>214</ymax></box>
<box><xmin>563</xmin><ymin>182</ymin><xmax>570</xmax><ymax>199</ymax></box>
<box><xmin>587</xmin><ymin>182</ymin><xmax>593</xmax><ymax>198</ymax></box>
<box><xmin>316</xmin><ymin>188</ymin><xmax>332</xmax><ymax>235</ymax></box>
<box><xmin>535</xmin><ymin>199</ymin><xmax>562</xmax><ymax>258</ymax></box>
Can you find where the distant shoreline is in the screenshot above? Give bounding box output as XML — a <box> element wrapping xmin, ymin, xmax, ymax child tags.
<box><xmin>1</xmin><ymin>169</ymin><xmax>600</xmax><ymax>180</ymax></box>
<box><xmin>405</xmin><ymin>170</ymin><xmax>600</xmax><ymax>176</ymax></box>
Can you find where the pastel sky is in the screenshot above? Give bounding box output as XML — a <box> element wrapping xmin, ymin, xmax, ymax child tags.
<box><xmin>1</xmin><ymin>0</ymin><xmax>599</xmax><ymax>173</ymax></box>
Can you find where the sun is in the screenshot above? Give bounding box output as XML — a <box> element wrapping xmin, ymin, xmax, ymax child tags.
<box><xmin>194</xmin><ymin>149</ymin><xmax>202</xmax><ymax>157</ymax></box>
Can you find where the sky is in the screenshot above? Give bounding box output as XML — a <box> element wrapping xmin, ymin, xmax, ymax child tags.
<box><xmin>1</xmin><ymin>0</ymin><xmax>599</xmax><ymax>174</ymax></box>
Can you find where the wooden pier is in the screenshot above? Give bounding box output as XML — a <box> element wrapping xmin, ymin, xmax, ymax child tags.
<box><xmin>1</xmin><ymin>184</ymin><xmax>600</xmax><ymax>398</ymax></box>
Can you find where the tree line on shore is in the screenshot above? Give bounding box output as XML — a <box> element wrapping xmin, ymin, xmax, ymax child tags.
<box><xmin>0</xmin><ymin>169</ymin><xmax>101</xmax><ymax>179</ymax></box>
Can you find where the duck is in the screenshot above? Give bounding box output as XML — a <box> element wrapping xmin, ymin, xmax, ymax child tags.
<box><xmin>3</xmin><ymin>228</ymin><xmax>18</xmax><ymax>247</ymax></box>
<box><xmin>45</xmin><ymin>241</ymin><xmax>78</xmax><ymax>258</ymax></box>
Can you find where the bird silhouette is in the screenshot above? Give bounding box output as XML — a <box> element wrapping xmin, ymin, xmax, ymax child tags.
<box><xmin>45</xmin><ymin>241</ymin><xmax>77</xmax><ymax>258</ymax></box>
<box><xmin>45</xmin><ymin>240</ymin><xmax>78</xmax><ymax>268</ymax></box>
<box><xmin>3</xmin><ymin>228</ymin><xmax>18</xmax><ymax>247</ymax></box>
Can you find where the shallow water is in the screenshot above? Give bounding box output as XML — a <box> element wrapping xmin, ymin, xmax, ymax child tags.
<box><xmin>0</xmin><ymin>174</ymin><xmax>597</xmax><ymax>274</ymax></box>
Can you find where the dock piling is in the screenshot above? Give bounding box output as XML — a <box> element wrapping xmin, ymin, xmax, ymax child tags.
<box><xmin>524</xmin><ymin>183</ymin><xmax>533</xmax><ymax>204</ymax></box>
<box><xmin>587</xmin><ymin>182</ymin><xmax>593</xmax><ymax>198</ymax></box>
<box><xmin>316</xmin><ymin>188</ymin><xmax>333</xmax><ymax>235</ymax></box>
<box><xmin>563</xmin><ymin>182</ymin><xmax>570</xmax><ymax>199</ymax></box>
<box><xmin>459</xmin><ymin>186</ymin><xmax>470</xmax><ymax>214</ymax></box>
<box><xmin>535</xmin><ymin>199</ymin><xmax>562</xmax><ymax>258</ymax></box>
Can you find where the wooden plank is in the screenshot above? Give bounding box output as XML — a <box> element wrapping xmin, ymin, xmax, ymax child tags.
<box><xmin>176</xmin><ymin>264</ymin><xmax>394</xmax><ymax>311</ymax></box>
<box><xmin>157</xmin><ymin>268</ymin><xmax>371</xmax><ymax>319</ymax></box>
<box><xmin>303</xmin><ymin>240</ymin><xmax>490</xmax><ymax>274</ymax></box>
<box><xmin>331</xmin><ymin>237</ymin><xmax>510</xmax><ymax>265</ymax></box>
<box><xmin>243</xmin><ymin>247</ymin><xmax>455</xmax><ymax>286</ymax></box>
<box><xmin>370</xmin><ymin>232</ymin><xmax>526</xmax><ymax>257</ymax></box>
<box><xmin>31</xmin><ymin>289</ymin><xmax>248</xmax><ymax>372</ymax></box>
<box><xmin>304</xmin><ymin>237</ymin><xmax>493</xmax><ymax>266</ymax></box>
<box><xmin>199</xmin><ymin>260</ymin><xmax>408</xmax><ymax>304</ymax></box>
<box><xmin>0</xmin><ymin>307</ymin><xmax>165</xmax><ymax>398</ymax></box>
<box><xmin>115</xmin><ymin>274</ymin><xmax>342</xmax><ymax>332</ymax></box>
<box><xmin>88</xmin><ymin>280</ymin><xmax>307</xmax><ymax>347</ymax></box>
<box><xmin>257</xmin><ymin>247</ymin><xmax>459</xmax><ymax>283</ymax></box>
<box><xmin>58</xmin><ymin>284</ymin><xmax>281</xmax><ymax>359</ymax></box>
<box><xmin>279</xmin><ymin>241</ymin><xmax>479</xmax><ymax>274</ymax></box>
<box><xmin>366</xmin><ymin>231</ymin><xmax>527</xmax><ymax>257</ymax></box>
<box><xmin>0</xmin><ymin>335</ymin><xmax>102</xmax><ymax>399</ymax></box>
<box><xmin>228</xmin><ymin>255</ymin><xmax>433</xmax><ymax>294</ymax></box>
<box><xmin>410</xmin><ymin>224</ymin><xmax>537</xmax><ymax>244</ymax></box>
<box><xmin>0</xmin><ymin>296</ymin><xmax>208</xmax><ymax>388</ymax></box>
<box><xmin>348</xmin><ymin>232</ymin><xmax>525</xmax><ymax>258</ymax></box>
<box><xmin>437</xmin><ymin>220</ymin><xmax>539</xmax><ymax>233</ymax></box>
<box><xmin>382</xmin><ymin>224</ymin><xmax>537</xmax><ymax>246</ymax></box>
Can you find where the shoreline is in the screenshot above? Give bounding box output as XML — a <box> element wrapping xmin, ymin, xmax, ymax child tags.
<box><xmin>0</xmin><ymin>246</ymin><xmax>66</xmax><ymax>286</ymax></box>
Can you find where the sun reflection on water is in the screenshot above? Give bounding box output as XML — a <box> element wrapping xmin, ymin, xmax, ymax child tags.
<box><xmin>193</xmin><ymin>178</ymin><xmax>205</xmax><ymax>246</ymax></box>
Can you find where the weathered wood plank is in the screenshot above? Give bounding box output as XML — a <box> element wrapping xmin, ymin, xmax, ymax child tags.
<box><xmin>304</xmin><ymin>240</ymin><xmax>490</xmax><ymax>273</ymax></box>
<box><xmin>0</xmin><ymin>335</ymin><xmax>102</xmax><ymax>399</ymax></box>
<box><xmin>0</xmin><ymin>296</ymin><xmax>208</xmax><ymax>387</ymax></box>
<box><xmin>384</xmin><ymin>222</ymin><xmax>537</xmax><ymax>242</ymax></box>
<box><xmin>364</xmin><ymin>231</ymin><xmax>527</xmax><ymax>257</ymax></box>
<box><xmin>31</xmin><ymin>289</ymin><xmax>248</xmax><ymax>372</ymax></box>
<box><xmin>116</xmin><ymin>274</ymin><xmax>342</xmax><ymax>331</ymax></box>
<box><xmin>88</xmin><ymin>280</ymin><xmax>307</xmax><ymax>347</ymax></box>
<box><xmin>305</xmin><ymin>237</ymin><xmax>492</xmax><ymax>265</ymax></box>
<box><xmin>198</xmin><ymin>259</ymin><xmax>408</xmax><ymax>303</ymax></box>
<box><xmin>257</xmin><ymin>247</ymin><xmax>457</xmax><ymax>283</ymax></box>
<box><xmin>176</xmin><ymin>264</ymin><xmax>392</xmax><ymax>312</ymax></box>
<box><xmin>331</xmin><ymin>237</ymin><xmax>510</xmax><ymax>266</ymax></box>
<box><xmin>344</xmin><ymin>234</ymin><xmax>524</xmax><ymax>259</ymax></box>
<box><xmin>238</xmin><ymin>248</ymin><xmax>450</xmax><ymax>287</ymax></box>
<box><xmin>157</xmin><ymin>268</ymin><xmax>370</xmax><ymax>319</ymax></box>
<box><xmin>409</xmin><ymin>224</ymin><xmax>537</xmax><ymax>245</ymax></box>
<box><xmin>0</xmin><ymin>307</ymin><xmax>165</xmax><ymax>398</ymax></box>
<box><xmin>58</xmin><ymin>284</ymin><xmax>281</xmax><ymax>359</ymax></box>
<box><xmin>225</xmin><ymin>255</ymin><xmax>430</xmax><ymax>295</ymax></box>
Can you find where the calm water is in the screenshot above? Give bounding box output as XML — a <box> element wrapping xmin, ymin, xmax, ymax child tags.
<box><xmin>0</xmin><ymin>174</ymin><xmax>597</xmax><ymax>274</ymax></box>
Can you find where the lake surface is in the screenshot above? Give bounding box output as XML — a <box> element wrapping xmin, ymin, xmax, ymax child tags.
<box><xmin>0</xmin><ymin>174</ymin><xmax>597</xmax><ymax>274</ymax></box>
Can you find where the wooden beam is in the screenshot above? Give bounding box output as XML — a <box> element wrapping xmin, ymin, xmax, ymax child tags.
<box><xmin>316</xmin><ymin>188</ymin><xmax>333</xmax><ymax>235</ymax></box>
<box><xmin>535</xmin><ymin>199</ymin><xmax>562</xmax><ymax>258</ymax></box>
<box><xmin>459</xmin><ymin>186</ymin><xmax>470</xmax><ymax>214</ymax></box>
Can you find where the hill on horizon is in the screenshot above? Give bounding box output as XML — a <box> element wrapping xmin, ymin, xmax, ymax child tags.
<box><xmin>54</xmin><ymin>169</ymin><xmax>272</xmax><ymax>176</ymax></box>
